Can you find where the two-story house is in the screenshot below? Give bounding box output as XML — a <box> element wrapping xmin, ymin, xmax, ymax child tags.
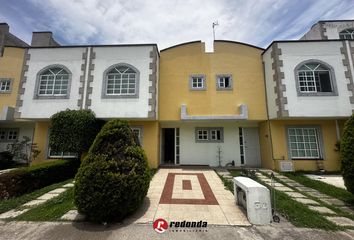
<box><xmin>16</xmin><ymin>32</ymin><xmax>160</xmax><ymax>167</ymax></box>
<box><xmin>261</xmin><ymin>20</ymin><xmax>354</xmax><ymax>171</ymax></box>
<box><xmin>0</xmin><ymin>23</ymin><xmax>33</xmax><ymax>163</ymax></box>
<box><xmin>159</xmin><ymin>40</ymin><xmax>267</xmax><ymax>167</ymax></box>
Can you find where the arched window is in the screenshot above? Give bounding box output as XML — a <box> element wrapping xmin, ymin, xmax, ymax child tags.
<box><xmin>103</xmin><ymin>64</ymin><xmax>139</xmax><ymax>98</ymax></box>
<box><xmin>37</xmin><ymin>66</ymin><xmax>70</xmax><ymax>97</ymax></box>
<box><xmin>339</xmin><ymin>28</ymin><xmax>354</xmax><ymax>40</ymax></box>
<box><xmin>296</xmin><ymin>61</ymin><xmax>336</xmax><ymax>95</ymax></box>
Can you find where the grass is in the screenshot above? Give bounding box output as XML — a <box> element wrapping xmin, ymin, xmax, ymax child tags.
<box><xmin>226</xmin><ymin>170</ymin><xmax>342</xmax><ymax>230</ymax></box>
<box><xmin>14</xmin><ymin>187</ymin><xmax>75</xmax><ymax>221</ymax></box>
<box><xmin>0</xmin><ymin>179</ymin><xmax>73</xmax><ymax>214</ymax></box>
<box><xmin>283</xmin><ymin>172</ymin><xmax>354</xmax><ymax>206</ymax></box>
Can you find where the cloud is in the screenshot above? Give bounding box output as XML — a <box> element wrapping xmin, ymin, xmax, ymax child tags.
<box><xmin>1</xmin><ymin>0</ymin><xmax>354</xmax><ymax>50</ymax></box>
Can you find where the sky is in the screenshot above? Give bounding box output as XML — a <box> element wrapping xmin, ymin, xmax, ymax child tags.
<box><xmin>0</xmin><ymin>0</ymin><xmax>354</xmax><ymax>51</ymax></box>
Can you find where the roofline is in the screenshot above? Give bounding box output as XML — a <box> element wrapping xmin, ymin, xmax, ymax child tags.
<box><xmin>214</xmin><ymin>40</ymin><xmax>264</xmax><ymax>50</ymax></box>
<box><xmin>160</xmin><ymin>40</ymin><xmax>202</xmax><ymax>52</ymax></box>
<box><xmin>32</xmin><ymin>31</ymin><xmax>53</xmax><ymax>34</ymax></box>
<box><xmin>4</xmin><ymin>43</ymin><xmax>158</xmax><ymax>49</ymax></box>
<box><xmin>262</xmin><ymin>39</ymin><xmax>352</xmax><ymax>55</ymax></box>
<box><xmin>310</xmin><ymin>19</ymin><xmax>354</xmax><ymax>29</ymax></box>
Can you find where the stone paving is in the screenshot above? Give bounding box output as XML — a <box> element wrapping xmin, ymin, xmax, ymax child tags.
<box><xmin>258</xmin><ymin>170</ymin><xmax>354</xmax><ymax>228</ymax></box>
<box><xmin>0</xmin><ymin>181</ymin><xmax>74</xmax><ymax>220</ymax></box>
<box><xmin>128</xmin><ymin>168</ymin><xmax>250</xmax><ymax>226</ymax></box>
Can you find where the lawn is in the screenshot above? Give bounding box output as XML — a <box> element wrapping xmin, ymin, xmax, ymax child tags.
<box><xmin>224</xmin><ymin>170</ymin><xmax>342</xmax><ymax>230</ymax></box>
<box><xmin>283</xmin><ymin>173</ymin><xmax>354</xmax><ymax>206</ymax></box>
<box><xmin>0</xmin><ymin>179</ymin><xmax>73</xmax><ymax>214</ymax></box>
<box><xmin>15</xmin><ymin>187</ymin><xmax>75</xmax><ymax>221</ymax></box>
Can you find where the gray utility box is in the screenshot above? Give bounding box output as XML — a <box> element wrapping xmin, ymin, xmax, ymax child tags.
<box><xmin>234</xmin><ymin>176</ymin><xmax>272</xmax><ymax>225</ymax></box>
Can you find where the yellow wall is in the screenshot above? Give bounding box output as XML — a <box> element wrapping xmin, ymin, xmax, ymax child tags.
<box><xmin>32</xmin><ymin>120</ymin><xmax>160</xmax><ymax>169</ymax></box>
<box><xmin>259</xmin><ymin>121</ymin><xmax>274</xmax><ymax>169</ymax></box>
<box><xmin>0</xmin><ymin>47</ymin><xmax>25</xmax><ymax>110</ymax></box>
<box><xmin>159</xmin><ymin>41</ymin><xmax>267</xmax><ymax>121</ymax></box>
<box><xmin>268</xmin><ymin>119</ymin><xmax>342</xmax><ymax>171</ymax></box>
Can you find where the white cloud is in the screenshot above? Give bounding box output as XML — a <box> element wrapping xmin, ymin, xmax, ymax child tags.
<box><xmin>5</xmin><ymin>0</ymin><xmax>354</xmax><ymax>50</ymax></box>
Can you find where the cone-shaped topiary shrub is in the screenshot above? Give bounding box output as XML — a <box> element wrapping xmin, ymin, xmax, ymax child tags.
<box><xmin>341</xmin><ymin>114</ymin><xmax>354</xmax><ymax>194</ymax></box>
<box><xmin>74</xmin><ymin>120</ymin><xmax>150</xmax><ymax>222</ymax></box>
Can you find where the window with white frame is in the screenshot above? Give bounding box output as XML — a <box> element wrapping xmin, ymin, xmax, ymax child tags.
<box><xmin>131</xmin><ymin>127</ymin><xmax>143</xmax><ymax>145</ymax></box>
<box><xmin>287</xmin><ymin>127</ymin><xmax>321</xmax><ymax>159</ymax></box>
<box><xmin>217</xmin><ymin>75</ymin><xmax>232</xmax><ymax>90</ymax></box>
<box><xmin>0</xmin><ymin>128</ymin><xmax>19</xmax><ymax>141</ymax></box>
<box><xmin>190</xmin><ymin>75</ymin><xmax>206</xmax><ymax>90</ymax></box>
<box><xmin>0</xmin><ymin>79</ymin><xmax>12</xmax><ymax>93</ymax></box>
<box><xmin>105</xmin><ymin>65</ymin><xmax>137</xmax><ymax>96</ymax></box>
<box><xmin>38</xmin><ymin>67</ymin><xmax>69</xmax><ymax>96</ymax></box>
<box><xmin>297</xmin><ymin>63</ymin><xmax>333</xmax><ymax>93</ymax></box>
<box><xmin>196</xmin><ymin>128</ymin><xmax>223</xmax><ymax>142</ymax></box>
<box><xmin>339</xmin><ymin>28</ymin><xmax>354</xmax><ymax>39</ymax></box>
<box><xmin>48</xmin><ymin>149</ymin><xmax>77</xmax><ymax>158</ymax></box>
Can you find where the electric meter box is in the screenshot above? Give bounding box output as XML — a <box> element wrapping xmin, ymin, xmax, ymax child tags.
<box><xmin>234</xmin><ymin>176</ymin><xmax>272</xmax><ymax>225</ymax></box>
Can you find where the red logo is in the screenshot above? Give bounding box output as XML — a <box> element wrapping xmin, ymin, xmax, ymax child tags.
<box><xmin>153</xmin><ymin>218</ymin><xmax>168</xmax><ymax>233</ymax></box>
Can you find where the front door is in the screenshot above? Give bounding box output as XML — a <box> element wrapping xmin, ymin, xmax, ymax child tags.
<box><xmin>243</xmin><ymin>128</ymin><xmax>261</xmax><ymax>167</ymax></box>
<box><xmin>162</xmin><ymin>128</ymin><xmax>175</xmax><ymax>164</ymax></box>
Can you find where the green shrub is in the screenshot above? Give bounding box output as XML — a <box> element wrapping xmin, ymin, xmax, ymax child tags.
<box><xmin>0</xmin><ymin>159</ymin><xmax>80</xmax><ymax>199</ymax></box>
<box><xmin>341</xmin><ymin>114</ymin><xmax>354</xmax><ymax>194</ymax></box>
<box><xmin>49</xmin><ymin>109</ymin><xmax>102</xmax><ymax>157</ymax></box>
<box><xmin>74</xmin><ymin>120</ymin><xmax>150</xmax><ymax>222</ymax></box>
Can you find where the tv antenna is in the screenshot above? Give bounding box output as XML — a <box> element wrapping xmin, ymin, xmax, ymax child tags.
<box><xmin>212</xmin><ymin>21</ymin><xmax>219</xmax><ymax>40</ymax></box>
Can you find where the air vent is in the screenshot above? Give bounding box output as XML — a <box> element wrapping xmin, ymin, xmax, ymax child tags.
<box><xmin>279</xmin><ymin>161</ymin><xmax>294</xmax><ymax>172</ymax></box>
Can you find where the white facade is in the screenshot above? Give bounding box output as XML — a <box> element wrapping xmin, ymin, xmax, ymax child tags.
<box><xmin>18</xmin><ymin>45</ymin><xmax>158</xmax><ymax>120</ymax></box>
<box><xmin>301</xmin><ymin>21</ymin><xmax>354</xmax><ymax>40</ymax></box>
<box><xmin>19</xmin><ymin>48</ymin><xmax>85</xmax><ymax>119</ymax></box>
<box><xmin>89</xmin><ymin>46</ymin><xmax>156</xmax><ymax>119</ymax></box>
<box><xmin>263</xmin><ymin>41</ymin><xmax>354</xmax><ymax>118</ymax></box>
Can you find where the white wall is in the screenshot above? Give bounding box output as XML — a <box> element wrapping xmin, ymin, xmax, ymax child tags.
<box><xmin>20</xmin><ymin>48</ymin><xmax>85</xmax><ymax>119</ymax></box>
<box><xmin>262</xmin><ymin>49</ymin><xmax>278</xmax><ymax>119</ymax></box>
<box><xmin>323</xmin><ymin>21</ymin><xmax>354</xmax><ymax>39</ymax></box>
<box><xmin>89</xmin><ymin>46</ymin><xmax>154</xmax><ymax>118</ymax></box>
<box><xmin>278</xmin><ymin>41</ymin><xmax>353</xmax><ymax>117</ymax></box>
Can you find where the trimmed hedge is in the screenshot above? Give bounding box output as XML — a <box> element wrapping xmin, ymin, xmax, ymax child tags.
<box><xmin>0</xmin><ymin>159</ymin><xmax>80</xmax><ymax>200</ymax></box>
<box><xmin>74</xmin><ymin>120</ymin><xmax>150</xmax><ymax>222</ymax></box>
<box><xmin>341</xmin><ymin>114</ymin><xmax>354</xmax><ymax>194</ymax></box>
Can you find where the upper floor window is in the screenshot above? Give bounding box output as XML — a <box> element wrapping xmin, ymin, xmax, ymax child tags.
<box><xmin>339</xmin><ymin>28</ymin><xmax>354</xmax><ymax>39</ymax></box>
<box><xmin>35</xmin><ymin>65</ymin><xmax>71</xmax><ymax>99</ymax></box>
<box><xmin>216</xmin><ymin>74</ymin><xmax>232</xmax><ymax>90</ymax></box>
<box><xmin>295</xmin><ymin>61</ymin><xmax>337</xmax><ymax>96</ymax></box>
<box><xmin>0</xmin><ymin>79</ymin><xmax>12</xmax><ymax>93</ymax></box>
<box><xmin>102</xmin><ymin>64</ymin><xmax>139</xmax><ymax>98</ymax></box>
<box><xmin>189</xmin><ymin>75</ymin><xmax>206</xmax><ymax>91</ymax></box>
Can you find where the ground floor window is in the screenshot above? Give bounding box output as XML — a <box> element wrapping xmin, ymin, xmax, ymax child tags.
<box><xmin>0</xmin><ymin>128</ymin><xmax>19</xmax><ymax>141</ymax></box>
<box><xmin>48</xmin><ymin>149</ymin><xmax>77</xmax><ymax>158</ymax></box>
<box><xmin>195</xmin><ymin>127</ymin><xmax>223</xmax><ymax>143</ymax></box>
<box><xmin>287</xmin><ymin>127</ymin><xmax>321</xmax><ymax>159</ymax></box>
<box><xmin>131</xmin><ymin>126</ymin><xmax>143</xmax><ymax>146</ymax></box>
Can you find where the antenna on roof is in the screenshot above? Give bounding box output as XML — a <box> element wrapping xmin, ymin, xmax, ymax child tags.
<box><xmin>212</xmin><ymin>21</ymin><xmax>219</xmax><ymax>40</ymax></box>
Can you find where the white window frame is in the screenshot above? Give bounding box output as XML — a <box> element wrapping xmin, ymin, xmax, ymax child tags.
<box><xmin>0</xmin><ymin>79</ymin><xmax>12</xmax><ymax>93</ymax></box>
<box><xmin>210</xmin><ymin>129</ymin><xmax>221</xmax><ymax>141</ymax></box>
<box><xmin>195</xmin><ymin>127</ymin><xmax>224</xmax><ymax>143</ymax></box>
<box><xmin>197</xmin><ymin>129</ymin><xmax>208</xmax><ymax>141</ymax></box>
<box><xmin>189</xmin><ymin>74</ymin><xmax>206</xmax><ymax>90</ymax></box>
<box><xmin>216</xmin><ymin>74</ymin><xmax>233</xmax><ymax>90</ymax></box>
<box><xmin>0</xmin><ymin>128</ymin><xmax>19</xmax><ymax>142</ymax></box>
<box><xmin>287</xmin><ymin>127</ymin><xmax>322</xmax><ymax>159</ymax></box>
<box><xmin>38</xmin><ymin>68</ymin><xmax>69</xmax><ymax>96</ymax></box>
<box><xmin>48</xmin><ymin>149</ymin><xmax>77</xmax><ymax>159</ymax></box>
<box><xmin>339</xmin><ymin>28</ymin><xmax>354</xmax><ymax>40</ymax></box>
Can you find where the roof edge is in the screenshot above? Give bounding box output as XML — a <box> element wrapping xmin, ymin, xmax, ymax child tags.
<box><xmin>160</xmin><ymin>40</ymin><xmax>202</xmax><ymax>52</ymax></box>
<box><xmin>214</xmin><ymin>40</ymin><xmax>264</xmax><ymax>50</ymax></box>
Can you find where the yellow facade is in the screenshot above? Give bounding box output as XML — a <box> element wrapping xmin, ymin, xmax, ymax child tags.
<box><xmin>259</xmin><ymin>119</ymin><xmax>345</xmax><ymax>171</ymax></box>
<box><xmin>159</xmin><ymin>41</ymin><xmax>267</xmax><ymax>121</ymax></box>
<box><xmin>32</xmin><ymin>120</ymin><xmax>160</xmax><ymax>169</ymax></box>
<box><xmin>0</xmin><ymin>47</ymin><xmax>25</xmax><ymax>110</ymax></box>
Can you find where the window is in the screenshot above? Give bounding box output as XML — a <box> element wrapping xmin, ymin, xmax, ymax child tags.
<box><xmin>131</xmin><ymin>127</ymin><xmax>143</xmax><ymax>146</ymax></box>
<box><xmin>339</xmin><ymin>28</ymin><xmax>354</xmax><ymax>39</ymax></box>
<box><xmin>37</xmin><ymin>67</ymin><xmax>69</xmax><ymax>96</ymax></box>
<box><xmin>287</xmin><ymin>127</ymin><xmax>322</xmax><ymax>159</ymax></box>
<box><xmin>216</xmin><ymin>75</ymin><xmax>232</xmax><ymax>90</ymax></box>
<box><xmin>103</xmin><ymin>64</ymin><xmax>139</xmax><ymax>98</ymax></box>
<box><xmin>189</xmin><ymin>75</ymin><xmax>206</xmax><ymax>90</ymax></box>
<box><xmin>0</xmin><ymin>128</ymin><xmax>19</xmax><ymax>141</ymax></box>
<box><xmin>195</xmin><ymin>128</ymin><xmax>223</xmax><ymax>142</ymax></box>
<box><xmin>48</xmin><ymin>149</ymin><xmax>77</xmax><ymax>158</ymax></box>
<box><xmin>295</xmin><ymin>61</ymin><xmax>337</xmax><ymax>96</ymax></box>
<box><xmin>0</xmin><ymin>79</ymin><xmax>12</xmax><ymax>93</ymax></box>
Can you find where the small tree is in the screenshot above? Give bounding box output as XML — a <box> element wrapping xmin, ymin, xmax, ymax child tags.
<box><xmin>49</xmin><ymin>109</ymin><xmax>101</xmax><ymax>158</ymax></box>
<box><xmin>341</xmin><ymin>114</ymin><xmax>354</xmax><ymax>194</ymax></box>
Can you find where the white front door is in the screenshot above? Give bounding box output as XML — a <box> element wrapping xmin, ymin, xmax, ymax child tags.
<box><xmin>243</xmin><ymin>128</ymin><xmax>261</xmax><ymax>167</ymax></box>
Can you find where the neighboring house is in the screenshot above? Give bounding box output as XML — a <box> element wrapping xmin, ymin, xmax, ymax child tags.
<box><xmin>159</xmin><ymin>41</ymin><xmax>267</xmax><ymax>167</ymax></box>
<box><xmin>301</xmin><ymin>20</ymin><xmax>354</xmax><ymax>40</ymax></box>
<box><xmin>0</xmin><ymin>23</ymin><xmax>34</xmax><ymax>163</ymax></box>
<box><xmin>16</xmin><ymin>32</ymin><xmax>159</xmax><ymax>167</ymax></box>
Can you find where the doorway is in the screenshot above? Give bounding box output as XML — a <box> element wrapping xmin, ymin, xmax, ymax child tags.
<box><xmin>239</xmin><ymin>128</ymin><xmax>261</xmax><ymax>167</ymax></box>
<box><xmin>161</xmin><ymin>128</ymin><xmax>175</xmax><ymax>164</ymax></box>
